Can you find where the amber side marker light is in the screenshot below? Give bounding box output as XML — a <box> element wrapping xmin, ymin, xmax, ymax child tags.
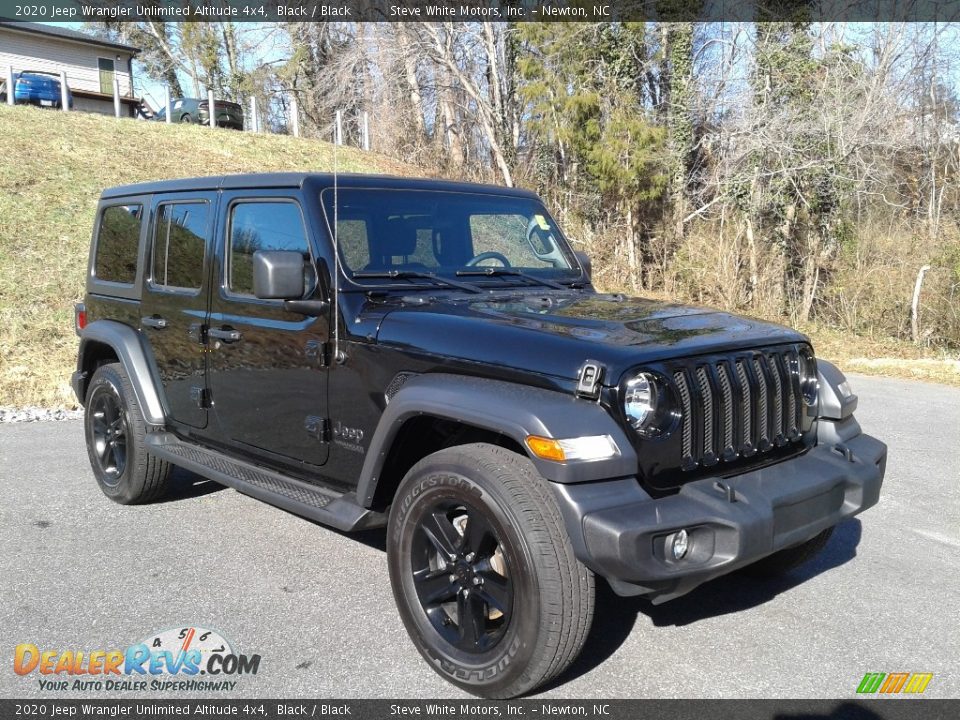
<box><xmin>525</xmin><ymin>435</ymin><xmax>619</xmax><ymax>463</ymax></box>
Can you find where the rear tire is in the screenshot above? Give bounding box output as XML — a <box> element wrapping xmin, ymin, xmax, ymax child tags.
<box><xmin>84</xmin><ymin>363</ymin><xmax>171</xmax><ymax>504</ymax></box>
<box><xmin>180</xmin><ymin>113</ymin><xmax>192</xmax><ymax>123</ymax></box>
<box><xmin>387</xmin><ymin>443</ymin><xmax>594</xmax><ymax>698</ymax></box>
<box><xmin>744</xmin><ymin>527</ymin><xmax>834</xmax><ymax>577</ymax></box>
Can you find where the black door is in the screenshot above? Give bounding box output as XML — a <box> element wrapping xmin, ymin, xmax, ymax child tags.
<box><xmin>139</xmin><ymin>193</ymin><xmax>216</xmax><ymax>429</ymax></box>
<box><xmin>206</xmin><ymin>191</ymin><xmax>330</xmax><ymax>467</ymax></box>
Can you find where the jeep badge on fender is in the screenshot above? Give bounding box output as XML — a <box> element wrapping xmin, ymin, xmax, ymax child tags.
<box><xmin>73</xmin><ymin>173</ymin><xmax>886</xmax><ymax>698</ymax></box>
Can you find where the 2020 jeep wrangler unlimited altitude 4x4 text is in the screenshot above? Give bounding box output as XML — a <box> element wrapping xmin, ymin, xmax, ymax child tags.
<box><xmin>73</xmin><ymin>174</ymin><xmax>886</xmax><ymax>698</ymax></box>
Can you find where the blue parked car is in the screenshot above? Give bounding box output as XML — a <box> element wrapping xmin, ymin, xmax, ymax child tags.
<box><xmin>0</xmin><ymin>71</ymin><xmax>73</xmax><ymax>109</ymax></box>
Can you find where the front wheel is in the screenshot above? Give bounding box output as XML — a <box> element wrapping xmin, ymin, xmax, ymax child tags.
<box><xmin>387</xmin><ymin>443</ymin><xmax>594</xmax><ymax>698</ymax></box>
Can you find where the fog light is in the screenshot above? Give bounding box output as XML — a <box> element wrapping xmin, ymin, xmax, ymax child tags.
<box><xmin>671</xmin><ymin>529</ymin><xmax>689</xmax><ymax>560</ymax></box>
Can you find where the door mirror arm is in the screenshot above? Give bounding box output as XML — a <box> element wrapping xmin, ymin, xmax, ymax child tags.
<box><xmin>283</xmin><ymin>299</ymin><xmax>330</xmax><ymax>316</ymax></box>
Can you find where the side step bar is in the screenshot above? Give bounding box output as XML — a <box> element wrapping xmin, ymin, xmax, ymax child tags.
<box><xmin>146</xmin><ymin>432</ymin><xmax>386</xmax><ymax>532</ymax></box>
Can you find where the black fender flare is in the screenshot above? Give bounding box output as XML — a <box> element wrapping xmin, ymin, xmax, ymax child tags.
<box><xmin>356</xmin><ymin>373</ymin><xmax>638</xmax><ymax>508</ymax></box>
<box><xmin>75</xmin><ymin>320</ymin><xmax>166</xmax><ymax>426</ymax></box>
<box><xmin>816</xmin><ymin>359</ymin><xmax>858</xmax><ymax>420</ymax></box>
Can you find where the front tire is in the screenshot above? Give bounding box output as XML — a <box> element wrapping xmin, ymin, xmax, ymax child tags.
<box><xmin>387</xmin><ymin>443</ymin><xmax>594</xmax><ymax>698</ymax></box>
<box><xmin>84</xmin><ymin>363</ymin><xmax>171</xmax><ymax>504</ymax></box>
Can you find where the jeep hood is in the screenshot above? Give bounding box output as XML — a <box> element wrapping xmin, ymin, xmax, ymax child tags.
<box><xmin>374</xmin><ymin>292</ymin><xmax>808</xmax><ymax>385</ymax></box>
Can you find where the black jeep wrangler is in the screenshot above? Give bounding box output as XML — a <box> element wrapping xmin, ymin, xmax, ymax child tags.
<box><xmin>73</xmin><ymin>173</ymin><xmax>886</xmax><ymax>697</ymax></box>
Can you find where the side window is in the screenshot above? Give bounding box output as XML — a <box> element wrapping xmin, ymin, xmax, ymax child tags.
<box><xmin>228</xmin><ymin>201</ymin><xmax>309</xmax><ymax>296</ymax></box>
<box><xmin>94</xmin><ymin>204</ymin><xmax>142</xmax><ymax>284</ymax></box>
<box><xmin>151</xmin><ymin>202</ymin><xmax>209</xmax><ymax>291</ymax></box>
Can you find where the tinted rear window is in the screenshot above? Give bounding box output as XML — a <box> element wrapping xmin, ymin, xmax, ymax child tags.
<box><xmin>151</xmin><ymin>202</ymin><xmax>208</xmax><ymax>290</ymax></box>
<box><xmin>94</xmin><ymin>204</ymin><xmax>142</xmax><ymax>284</ymax></box>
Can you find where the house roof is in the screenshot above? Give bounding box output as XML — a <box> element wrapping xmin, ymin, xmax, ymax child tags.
<box><xmin>0</xmin><ymin>21</ymin><xmax>140</xmax><ymax>54</ymax></box>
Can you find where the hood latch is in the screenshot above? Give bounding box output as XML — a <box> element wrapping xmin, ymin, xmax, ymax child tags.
<box><xmin>576</xmin><ymin>360</ymin><xmax>604</xmax><ymax>400</ymax></box>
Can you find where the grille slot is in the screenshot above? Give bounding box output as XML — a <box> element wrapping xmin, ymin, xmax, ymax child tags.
<box><xmin>695</xmin><ymin>367</ymin><xmax>714</xmax><ymax>460</ymax></box>
<box><xmin>767</xmin><ymin>354</ymin><xmax>784</xmax><ymax>442</ymax></box>
<box><xmin>717</xmin><ymin>363</ymin><xmax>735</xmax><ymax>454</ymax></box>
<box><xmin>752</xmin><ymin>358</ymin><xmax>769</xmax><ymax>448</ymax></box>
<box><xmin>673</xmin><ymin>347</ymin><xmax>805</xmax><ymax>470</ymax></box>
<box><xmin>736</xmin><ymin>359</ymin><xmax>753</xmax><ymax>453</ymax></box>
<box><xmin>674</xmin><ymin>371</ymin><xmax>694</xmax><ymax>468</ymax></box>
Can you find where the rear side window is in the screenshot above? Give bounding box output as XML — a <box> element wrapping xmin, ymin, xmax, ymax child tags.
<box><xmin>228</xmin><ymin>201</ymin><xmax>309</xmax><ymax>296</ymax></box>
<box><xmin>151</xmin><ymin>202</ymin><xmax>209</xmax><ymax>291</ymax></box>
<box><xmin>94</xmin><ymin>204</ymin><xmax>142</xmax><ymax>284</ymax></box>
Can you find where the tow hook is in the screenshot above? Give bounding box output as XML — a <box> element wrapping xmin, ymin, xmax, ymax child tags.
<box><xmin>714</xmin><ymin>479</ymin><xmax>737</xmax><ymax>503</ymax></box>
<box><xmin>833</xmin><ymin>443</ymin><xmax>855</xmax><ymax>463</ymax></box>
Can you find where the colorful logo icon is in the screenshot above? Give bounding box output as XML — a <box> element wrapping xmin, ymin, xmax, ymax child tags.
<box><xmin>857</xmin><ymin>672</ymin><xmax>933</xmax><ymax>694</ymax></box>
<box><xmin>13</xmin><ymin>625</ymin><xmax>261</xmax><ymax>692</ymax></box>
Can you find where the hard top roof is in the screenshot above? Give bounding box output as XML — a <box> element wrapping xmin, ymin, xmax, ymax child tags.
<box><xmin>100</xmin><ymin>173</ymin><xmax>539</xmax><ymax>200</ymax></box>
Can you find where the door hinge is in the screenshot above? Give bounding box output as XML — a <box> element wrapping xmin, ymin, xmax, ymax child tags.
<box><xmin>190</xmin><ymin>386</ymin><xmax>212</xmax><ymax>409</ymax></box>
<box><xmin>305</xmin><ymin>415</ymin><xmax>331</xmax><ymax>442</ymax></box>
<box><xmin>304</xmin><ymin>340</ymin><xmax>330</xmax><ymax>367</ymax></box>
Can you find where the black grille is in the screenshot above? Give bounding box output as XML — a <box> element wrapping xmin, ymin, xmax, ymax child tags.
<box><xmin>673</xmin><ymin>347</ymin><xmax>805</xmax><ymax>471</ymax></box>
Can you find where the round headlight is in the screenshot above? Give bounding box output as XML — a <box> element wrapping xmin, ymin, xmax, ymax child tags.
<box><xmin>624</xmin><ymin>373</ymin><xmax>657</xmax><ymax>430</ymax></box>
<box><xmin>795</xmin><ymin>351</ymin><xmax>818</xmax><ymax>406</ymax></box>
<box><xmin>623</xmin><ymin>372</ymin><xmax>680</xmax><ymax>437</ymax></box>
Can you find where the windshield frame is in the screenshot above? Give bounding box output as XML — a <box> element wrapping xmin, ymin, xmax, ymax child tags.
<box><xmin>318</xmin><ymin>186</ymin><xmax>587</xmax><ymax>292</ymax></box>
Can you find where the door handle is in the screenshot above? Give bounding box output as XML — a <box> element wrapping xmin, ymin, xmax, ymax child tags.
<box><xmin>208</xmin><ymin>327</ymin><xmax>242</xmax><ymax>343</ymax></box>
<box><xmin>142</xmin><ymin>316</ymin><xmax>168</xmax><ymax>330</ymax></box>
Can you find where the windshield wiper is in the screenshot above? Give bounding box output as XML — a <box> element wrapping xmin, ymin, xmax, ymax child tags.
<box><xmin>351</xmin><ymin>269</ymin><xmax>482</xmax><ymax>294</ymax></box>
<box><xmin>455</xmin><ymin>268</ymin><xmax>568</xmax><ymax>290</ymax></box>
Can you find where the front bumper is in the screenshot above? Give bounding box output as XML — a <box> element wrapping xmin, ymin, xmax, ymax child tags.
<box><xmin>551</xmin><ymin>417</ymin><xmax>886</xmax><ymax>603</ymax></box>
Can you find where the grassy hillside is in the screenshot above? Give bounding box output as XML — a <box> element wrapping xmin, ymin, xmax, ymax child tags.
<box><xmin>0</xmin><ymin>104</ymin><xmax>421</xmax><ymax>407</ymax></box>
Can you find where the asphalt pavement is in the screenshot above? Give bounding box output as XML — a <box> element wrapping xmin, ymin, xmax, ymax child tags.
<box><xmin>1</xmin><ymin>374</ymin><xmax>957</xmax><ymax>699</ymax></box>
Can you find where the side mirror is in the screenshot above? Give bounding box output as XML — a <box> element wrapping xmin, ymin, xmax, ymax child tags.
<box><xmin>253</xmin><ymin>250</ymin><xmax>305</xmax><ymax>300</ymax></box>
<box><xmin>574</xmin><ymin>250</ymin><xmax>592</xmax><ymax>281</ymax></box>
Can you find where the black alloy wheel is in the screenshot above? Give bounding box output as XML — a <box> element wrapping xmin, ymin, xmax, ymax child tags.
<box><xmin>411</xmin><ymin>500</ymin><xmax>513</xmax><ymax>654</ymax></box>
<box><xmin>89</xmin><ymin>383</ymin><xmax>128</xmax><ymax>484</ymax></box>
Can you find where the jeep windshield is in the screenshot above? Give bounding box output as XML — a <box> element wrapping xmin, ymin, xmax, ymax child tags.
<box><xmin>319</xmin><ymin>188</ymin><xmax>582</xmax><ymax>287</ymax></box>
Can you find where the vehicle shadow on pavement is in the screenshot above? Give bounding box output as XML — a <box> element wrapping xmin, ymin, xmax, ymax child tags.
<box><xmin>155</xmin><ymin>466</ymin><xmax>227</xmax><ymax>503</ymax></box>
<box><xmin>326</xmin><ymin>526</ymin><xmax>389</xmax><ymax>552</ymax></box>
<box><xmin>544</xmin><ymin>518</ymin><xmax>863</xmax><ymax>691</ymax></box>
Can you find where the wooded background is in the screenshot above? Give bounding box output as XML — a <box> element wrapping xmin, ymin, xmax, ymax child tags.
<box><xmin>94</xmin><ymin>21</ymin><xmax>960</xmax><ymax>351</ymax></box>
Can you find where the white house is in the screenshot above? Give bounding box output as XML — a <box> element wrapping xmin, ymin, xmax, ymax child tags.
<box><xmin>0</xmin><ymin>21</ymin><xmax>141</xmax><ymax>117</ymax></box>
